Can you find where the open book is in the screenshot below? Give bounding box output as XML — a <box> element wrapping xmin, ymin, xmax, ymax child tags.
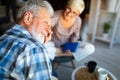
<box><xmin>62</xmin><ymin>42</ymin><xmax>79</xmax><ymax>53</ymax></box>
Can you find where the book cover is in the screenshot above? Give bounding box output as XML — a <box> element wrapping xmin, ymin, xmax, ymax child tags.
<box><xmin>62</xmin><ymin>42</ymin><xmax>79</xmax><ymax>52</ymax></box>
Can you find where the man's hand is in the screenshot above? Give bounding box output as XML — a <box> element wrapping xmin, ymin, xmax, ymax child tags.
<box><xmin>41</xmin><ymin>27</ymin><xmax>53</xmax><ymax>44</ymax></box>
<box><xmin>44</xmin><ymin>29</ymin><xmax>53</xmax><ymax>44</ymax></box>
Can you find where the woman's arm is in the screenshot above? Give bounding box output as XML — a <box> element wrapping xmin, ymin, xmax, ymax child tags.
<box><xmin>70</xmin><ymin>17</ymin><xmax>82</xmax><ymax>42</ymax></box>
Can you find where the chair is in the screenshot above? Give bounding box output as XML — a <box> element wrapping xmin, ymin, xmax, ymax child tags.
<box><xmin>52</xmin><ymin>56</ymin><xmax>75</xmax><ymax>69</ymax></box>
<box><xmin>0</xmin><ymin>22</ymin><xmax>15</xmax><ymax>36</ymax></box>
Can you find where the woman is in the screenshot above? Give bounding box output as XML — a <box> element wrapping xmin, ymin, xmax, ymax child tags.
<box><xmin>51</xmin><ymin>0</ymin><xmax>95</xmax><ymax>63</ymax></box>
<box><xmin>51</xmin><ymin>0</ymin><xmax>85</xmax><ymax>52</ymax></box>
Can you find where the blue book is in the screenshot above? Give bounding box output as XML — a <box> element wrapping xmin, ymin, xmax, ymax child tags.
<box><xmin>62</xmin><ymin>42</ymin><xmax>79</xmax><ymax>52</ymax></box>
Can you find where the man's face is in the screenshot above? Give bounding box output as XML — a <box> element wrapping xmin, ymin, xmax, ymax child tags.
<box><xmin>30</xmin><ymin>8</ymin><xmax>52</xmax><ymax>43</ymax></box>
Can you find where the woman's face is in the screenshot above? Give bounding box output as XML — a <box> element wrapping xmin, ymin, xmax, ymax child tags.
<box><xmin>63</xmin><ymin>7</ymin><xmax>80</xmax><ymax>20</ymax></box>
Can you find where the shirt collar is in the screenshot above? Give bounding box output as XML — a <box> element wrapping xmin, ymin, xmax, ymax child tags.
<box><xmin>12</xmin><ymin>24</ymin><xmax>32</xmax><ymax>37</ymax></box>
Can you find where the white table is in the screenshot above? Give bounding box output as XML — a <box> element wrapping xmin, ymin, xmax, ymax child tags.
<box><xmin>71</xmin><ymin>66</ymin><xmax>117</xmax><ymax>80</ymax></box>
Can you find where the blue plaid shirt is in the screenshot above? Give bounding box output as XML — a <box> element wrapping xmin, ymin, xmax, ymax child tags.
<box><xmin>0</xmin><ymin>24</ymin><xmax>52</xmax><ymax>80</ymax></box>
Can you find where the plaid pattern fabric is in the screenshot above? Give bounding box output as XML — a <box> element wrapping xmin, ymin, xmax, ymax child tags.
<box><xmin>0</xmin><ymin>24</ymin><xmax>52</xmax><ymax>80</ymax></box>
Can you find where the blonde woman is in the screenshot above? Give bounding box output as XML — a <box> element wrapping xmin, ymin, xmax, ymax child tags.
<box><xmin>51</xmin><ymin>0</ymin><xmax>95</xmax><ymax>63</ymax></box>
<box><xmin>51</xmin><ymin>0</ymin><xmax>85</xmax><ymax>48</ymax></box>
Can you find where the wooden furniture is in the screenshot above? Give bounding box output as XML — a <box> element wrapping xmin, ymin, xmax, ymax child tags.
<box><xmin>71</xmin><ymin>66</ymin><xmax>117</xmax><ymax>80</ymax></box>
<box><xmin>52</xmin><ymin>56</ymin><xmax>75</xmax><ymax>69</ymax></box>
<box><xmin>89</xmin><ymin>0</ymin><xmax>120</xmax><ymax>48</ymax></box>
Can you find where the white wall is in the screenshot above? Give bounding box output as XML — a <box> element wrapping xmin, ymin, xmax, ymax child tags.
<box><xmin>115</xmin><ymin>0</ymin><xmax>120</xmax><ymax>44</ymax></box>
<box><xmin>115</xmin><ymin>19</ymin><xmax>120</xmax><ymax>44</ymax></box>
<box><xmin>88</xmin><ymin>0</ymin><xmax>98</xmax><ymax>35</ymax></box>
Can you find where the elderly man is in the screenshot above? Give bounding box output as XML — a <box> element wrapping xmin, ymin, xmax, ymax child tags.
<box><xmin>0</xmin><ymin>0</ymin><xmax>55</xmax><ymax>79</ymax></box>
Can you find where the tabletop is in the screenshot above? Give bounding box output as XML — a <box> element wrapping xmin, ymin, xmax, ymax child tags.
<box><xmin>71</xmin><ymin>66</ymin><xmax>117</xmax><ymax>80</ymax></box>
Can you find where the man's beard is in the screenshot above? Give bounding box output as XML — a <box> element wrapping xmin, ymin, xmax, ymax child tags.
<box><xmin>35</xmin><ymin>33</ymin><xmax>45</xmax><ymax>44</ymax></box>
<box><xmin>31</xmin><ymin>29</ymin><xmax>45</xmax><ymax>44</ymax></box>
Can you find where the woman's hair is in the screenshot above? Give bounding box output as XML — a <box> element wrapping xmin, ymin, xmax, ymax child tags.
<box><xmin>17</xmin><ymin>0</ymin><xmax>53</xmax><ymax>21</ymax></box>
<box><xmin>66</xmin><ymin>0</ymin><xmax>85</xmax><ymax>14</ymax></box>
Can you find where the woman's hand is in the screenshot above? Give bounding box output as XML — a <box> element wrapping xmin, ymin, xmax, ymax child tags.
<box><xmin>64</xmin><ymin>49</ymin><xmax>73</xmax><ymax>56</ymax></box>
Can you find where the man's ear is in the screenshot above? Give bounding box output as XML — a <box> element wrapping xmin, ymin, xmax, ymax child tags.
<box><xmin>23</xmin><ymin>11</ymin><xmax>33</xmax><ymax>25</ymax></box>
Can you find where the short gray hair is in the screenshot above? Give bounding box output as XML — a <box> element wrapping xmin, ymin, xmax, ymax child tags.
<box><xmin>43</xmin><ymin>1</ymin><xmax>54</xmax><ymax>16</ymax></box>
<box><xmin>17</xmin><ymin>0</ymin><xmax>53</xmax><ymax>21</ymax></box>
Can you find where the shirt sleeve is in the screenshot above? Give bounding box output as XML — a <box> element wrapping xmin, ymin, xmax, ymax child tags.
<box><xmin>11</xmin><ymin>45</ymin><xmax>52</xmax><ymax>80</ymax></box>
<box><xmin>70</xmin><ymin>17</ymin><xmax>82</xmax><ymax>42</ymax></box>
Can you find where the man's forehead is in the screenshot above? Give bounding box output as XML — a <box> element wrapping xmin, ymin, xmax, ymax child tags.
<box><xmin>37</xmin><ymin>7</ymin><xmax>50</xmax><ymax>18</ymax></box>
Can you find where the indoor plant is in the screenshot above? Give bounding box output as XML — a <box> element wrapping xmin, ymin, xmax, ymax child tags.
<box><xmin>103</xmin><ymin>22</ymin><xmax>111</xmax><ymax>39</ymax></box>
